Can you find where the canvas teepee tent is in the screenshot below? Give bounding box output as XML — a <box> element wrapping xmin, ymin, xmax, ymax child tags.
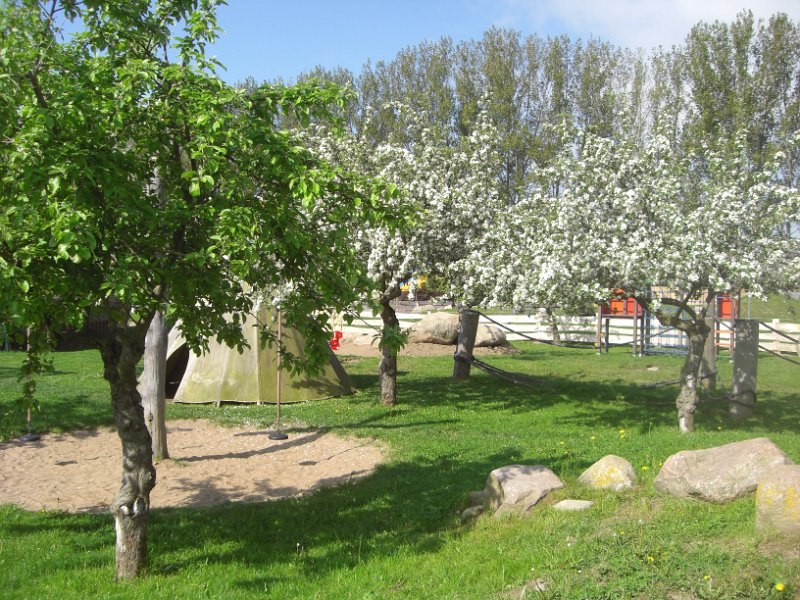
<box><xmin>165</xmin><ymin>306</ymin><xmax>351</xmax><ymax>405</ymax></box>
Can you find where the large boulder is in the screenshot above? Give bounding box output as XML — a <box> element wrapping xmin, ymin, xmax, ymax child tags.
<box><xmin>578</xmin><ymin>455</ymin><xmax>637</xmax><ymax>491</ymax></box>
<box><xmin>474</xmin><ymin>324</ymin><xmax>508</xmax><ymax>348</ymax></box>
<box><xmin>408</xmin><ymin>313</ymin><xmax>509</xmax><ymax>347</ymax></box>
<box><xmin>654</xmin><ymin>438</ymin><xmax>794</xmax><ymax>503</ymax></box>
<box><xmin>465</xmin><ymin>465</ymin><xmax>564</xmax><ymax>519</ymax></box>
<box><xmin>407</xmin><ymin>312</ymin><xmax>459</xmax><ymax>344</ymax></box>
<box><xmin>756</xmin><ymin>465</ymin><xmax>800</xmax><ymax>537</ymax></box>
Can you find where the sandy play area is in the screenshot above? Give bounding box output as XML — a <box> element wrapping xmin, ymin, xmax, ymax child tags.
<box><xmin>0</xmin><ymin>419</ymin><xmax>385</xmax><ymax>513</ymax></box>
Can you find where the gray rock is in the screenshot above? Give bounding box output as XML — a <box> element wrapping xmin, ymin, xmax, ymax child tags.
<box><xmin>654</xmin><ymin>438</ymin><xmax>794</xmax><ymax>503</ymax></box>
<box><xmin>553</xmin><ymin>499</ymin><xmax>595</xmax><ymax>512</ymax></box>
<box><xmin>474</xmin><ymin>324</ymin><xmax>508</xmax><ymax>347</ymax></box>
<box><xmin>485</xmin><ymin>464</ymin><xmax>564</xmax><ymax>513</ymax></box>
<box><xmin>411</xmin><ymin>304</ymin><xmax>439</xmax><ymax>313</ymax></box>
<box><xmin>460</xmin><ymin>505</ymin><xmax>485</xmax><ymax>523</ymax></box>
<box><xmin>579</xmin><ymin>455</ymin><xmax>637</xmax><ymax>491</ymax></box>
<box><xmin>493</xmin><ymin>502</ymin><xmax>524</xmax><ymax>518</ymax></box>
<box><xmin>407</xmin><ymin>312</ymin><xmax>459</xmax><ymax>344</ymax></box>
<box><xmin>468</xmin><ymin>490</ymin><xmax>488</xmax><ymax>506</ymax></box>
<box><xmin>755</xmin><ymin>464</ymin><xmax>800</xmax><ymax>537</ymax></box>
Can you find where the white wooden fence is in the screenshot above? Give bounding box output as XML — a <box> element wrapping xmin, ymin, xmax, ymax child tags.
<box><xmin>338</xmin><ymin>309</ymin><xmax>800</xmax><ymax>355</ymax></box>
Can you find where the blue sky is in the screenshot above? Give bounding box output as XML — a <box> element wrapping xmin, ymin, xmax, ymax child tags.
<box><xmin>208</xmin><ymin>0</ymin><xmax>800</xmax><ymax>84</ymax></box>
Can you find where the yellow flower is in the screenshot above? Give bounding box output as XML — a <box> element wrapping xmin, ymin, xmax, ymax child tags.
<box><xmin>559</xmin><ymin>441</ymin><xmax>565</xmax><ymax>445</ymax></box>
<box><xmin>590</xmin><ymin>435</ymin><xmax>597</xmax><ymax>440</ymax></box>
<box><xmin>647</xmin><ymin>556</ymin><xmax>654</xmax><ymax>562</ymax></box>
<box><xmin>641</xmin><ymin>465</ymin><xmax>649</xmax><ymax>470</ymax></box>
<box><xmin>703</xmin><ymin>575</ymin><xmax>711</xmax><ymax>581</ymax></box>
<box><xmin>619</xmin><ymin>429</ymin><xmax>625</xmax><ymax>434</ymax></box>
<box><xmin>775</xmin><ymin>582</ymin><xmax>785</xmax><ymax>592</ymax></box>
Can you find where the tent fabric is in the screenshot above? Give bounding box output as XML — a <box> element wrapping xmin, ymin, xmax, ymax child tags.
<box><xmin>166</xmin><ymin>308</ymin><xmax>351</xmax><ymax>405</ymax></box>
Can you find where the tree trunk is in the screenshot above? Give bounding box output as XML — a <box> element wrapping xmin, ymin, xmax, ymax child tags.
<box><xmin>139</xmin><ymin>310</ymin><xmax>169</xmax><ymax>460</ymax></box>
<box><xmin>545</xmin><ymin>307</ymin><xmax>562</xmax><ymax>345</ymax></box>
<box><xmin>675</xmin><ymin>323</ymin><xmax>709</xmax><ymax>433</ymax></box>
<box><xmin>379</xmin><ymin>298</ymin><xmax>399</xmax><ymax>406</ymax></box>
<box><xmin>99</xmin><ymin>322</ymin><xmax>156</xmax><ymax>580</ymax></box>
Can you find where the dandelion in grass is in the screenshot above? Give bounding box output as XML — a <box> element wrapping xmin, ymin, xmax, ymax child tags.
<box><xmin>641</xmin><ymin>465</ymin><xmax>649</xmax><ymax>471</ymax></box>
<box><xmin>775</xmin><ymin>582</ymin><xmax>785</xmax><ymax>592</ymax></box>
<box><xmin>703</xmin><ymin>575</ymin><xmax>711</xmax><ymax>581</ymax></box>
<box><xmin>646</xmin><ymin>555</ymin><xmax>654</xmax><ymax>563</ymax></box>
<box><xmin>590</xmin><ymin>435</ymin><xmax>597</xmax><ymax>441</ymax></box>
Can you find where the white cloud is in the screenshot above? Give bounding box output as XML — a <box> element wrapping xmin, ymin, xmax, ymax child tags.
<box><xmin>490</xmin><ymin>0</ymin><xmax>800</xmax><ymax>50</ymax></box>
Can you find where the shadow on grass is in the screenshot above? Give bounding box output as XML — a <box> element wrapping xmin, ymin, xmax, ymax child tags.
<box><xmin>1</xmin><ymin>447</ymin><xmax>532</xmax><ymax>588</ymax></box>
<box><xmin>149</xmin><ymin>447</ymin><xmax>531</xmax><ymax>587</ymax></box>
<box><xmin>349</xmin><ymin>349</ymin><xmax>800</xmax><ymax>436</ymax></box>
<box><xmin>0</xmin><ymin>394</ymin><xmax>115</xmax><ymax>442</ymax></box>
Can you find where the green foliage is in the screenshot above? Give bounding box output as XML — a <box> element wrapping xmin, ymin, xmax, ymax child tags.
<box><xmin>0</xmin><ymin>0</ymin><xmax>397</xmax><ymax>375</ymax></box>
<box><xmin>1</xmin><ymin>346</ymin><xmax>799</xmax><ymax>597</ymax></box>
<box><xmin>375</xmin><ymin>322</ymin><xmax>407</xmax><ymax>354</ymax></box>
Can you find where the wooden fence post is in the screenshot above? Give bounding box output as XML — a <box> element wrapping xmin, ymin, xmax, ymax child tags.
<box><xmin>700</xmin><ymin>300</ymin><xmax>717</xmax><ymax>391</ymax></box>
<box><xmin>595</xmin><ymin>306</ymin><xmax>603</xmax><ymax>354</ymax></box>
<box><xmin>453</xmin><ymin>309</ymin><xmax>480</xmax><ymax>381</ymax></box>
<box><xmin>730</xmin><ymin>319</ymin><xmax>759</xmax><ymax>421</ymax></box>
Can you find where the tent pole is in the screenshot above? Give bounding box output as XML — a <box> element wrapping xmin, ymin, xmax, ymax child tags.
<box><xmin>269</xmin><ymin>309</ymin><xmax>288</xmax><ymax>440</ymax></box>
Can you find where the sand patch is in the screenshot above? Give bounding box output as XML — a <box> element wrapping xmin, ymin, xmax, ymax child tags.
<box><xmin>0</xmin><ymin>419</ymin><xmax>384</xmax><ymax>513</ymax></box>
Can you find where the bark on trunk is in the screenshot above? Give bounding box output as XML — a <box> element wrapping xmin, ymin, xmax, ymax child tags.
<box><xmin>643</xmin><ymin>291</ymin><xmax>715</xmax><ymax>434</ymax></box>
<box><xmin>545</xmin><ymin>307</ymin><xmax>562</xmax><ymax>346</ymax></box>
<box><xmin>100</xmin><ymin>322</ymin><xmax>156</xmax><ymax>580</ymax></box>
<box><xmin>675</xmin><ymin>324</ymin><xmax>708</xmax><ymax>434</ymax></box>
<box><xmin>379</xmin><ymin>299</ymin><xmax>399</xmax><ymax>406</ymax></box>
<box><xmin>139</xmin><ymin>310</ymin><xmax>169</xmax><ymax>460</ymax></box>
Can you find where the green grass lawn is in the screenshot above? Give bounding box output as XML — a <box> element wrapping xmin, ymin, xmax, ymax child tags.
<box><xmin>742</xmin><ymin>293</ymin><xmax>800</xmax><ymax>323</ymax></box>
<box><xmin>1</xmin><ymin>344</ymin><xmax>799</xmax><ymax>599</ymax></box>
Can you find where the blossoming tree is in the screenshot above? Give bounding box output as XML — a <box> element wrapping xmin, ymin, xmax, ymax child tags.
<box><xmin>461</xmin><ymin>126</ymin><xmax>799</xmax><ymax>432</ymax></box>
<box><xmin>304</xmin><ymin>106</ymin><xmax>502</xmax><ymax>405</ymax></box>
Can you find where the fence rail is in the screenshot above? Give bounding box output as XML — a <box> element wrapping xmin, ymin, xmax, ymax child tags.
<box><xmin>339</xmin><ymin>309</ymin><xmax>800</xmax><ymax>356</ymax></box>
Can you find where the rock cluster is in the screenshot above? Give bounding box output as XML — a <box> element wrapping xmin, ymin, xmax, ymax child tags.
<box><xmin>462</xmin><ymin>438</ymin><xmax>798</xmax><ymax>540</ymax></box>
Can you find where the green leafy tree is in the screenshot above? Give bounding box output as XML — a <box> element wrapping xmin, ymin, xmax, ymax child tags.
<box><xmin>0</xmin><ymin>0</ymin><xmax>393</xmax><ymax>579</ymax></box>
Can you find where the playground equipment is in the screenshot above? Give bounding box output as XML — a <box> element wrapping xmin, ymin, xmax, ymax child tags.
<box><xmin>597</xmin><ymin>289</ymin><xmax>739</xmax><ymax>357</ymax></box>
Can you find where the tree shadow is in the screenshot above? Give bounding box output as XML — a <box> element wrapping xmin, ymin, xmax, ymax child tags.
<box><xmin>145</xmin><ymin>447</ymin><xmax>525</xmax><ymax>586</ymax></box>
<box><xmin>1</xmin><ymin>447</ymin><xmax>531</xmax><ymax>587</ymax></box>
<box><xmin>0</xmin><ymin>394</ymin><xmax>115</xmax><ymax>441</ymax></box>
<box><xmin>354</xmin><ymin>350</ymin><xmax>800</xmax><ymax>436</ymax></box>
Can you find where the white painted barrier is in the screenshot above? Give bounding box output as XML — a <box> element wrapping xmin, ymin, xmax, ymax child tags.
<box><xmin>338</xmin><ymin>310</ymin><xmax>799</xmax><ymax>355</ymax></box>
